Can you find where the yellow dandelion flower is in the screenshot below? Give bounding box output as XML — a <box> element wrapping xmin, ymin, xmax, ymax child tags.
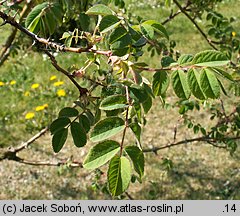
<box><xmin>0</xmin><ymin>81</ymin><xmax>5</xmax><ymax>87</ymax></box>
<box><xmin>24</xmin><ymin>91</ymin><xmax>30</xmax><ymax>97</ymax></box>
<box><xmin>57</xmin><ymin>89</ymin><xmax>66</xmax><ymax>97</ymax></box>
<box><xmin>53</xmin><ymin>81</ymin><xmax>64</xmax><ymax>87</ymax></box>
<box><xmin>43</xmin><ymin>103</ymin><xmax>48</xmax><ymax>108</ymax></box>
<box><xmin>35</xmin><ymin>106</ymin><xmax>45</xmax><ymax>111</ymax></box>
<box><xmin>232</xmin><ymin>31</ymin><xmax>237</xmax><ymax>37</ymax></box>
<box><xmin>10</xmin><ymin>80</ymin><xmax>16</xmax><ymax>85</ymax></box>
<box><xmin>31</xmin><ymin>83</ymin><xmax>40</xmax><ymax>89</ymax></box>
<box><xmin>50</xmin><ymin>75</ymin><xmax>57</xmax><ymax>81</ymax></box>
<box><xmin>25</xmin><ymin>112</ymin><xmax>35</xmax><ymax>120</ymax></box>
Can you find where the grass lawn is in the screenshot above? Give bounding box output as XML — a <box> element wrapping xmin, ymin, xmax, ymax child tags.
<box><xmin>0</xmin><ymin>0</ymin><xmax>240</xmax><ymax>199</ymax></box>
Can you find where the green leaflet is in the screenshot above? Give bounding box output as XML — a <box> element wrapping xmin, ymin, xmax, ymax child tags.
<box><xmin>28</xmin><ymin>14</ymin><xmax>41</xmax><ymax>33</ymax></box>
<box><xmin>86</xmin><ymin>4</ymin><xmax>113</xmax><ymax>16</ymax></box>
<box><xmin>143</xmin><ymin>83</ymin><xmax>155</xmax><ymax>98</ymax></box>
<box><xmin>109</xmin><ymin>26</ymin><xmax>128</xmax><ymax>44</ymax></box>
<box><xmin>187</xmin><ymin>69</ymin><xmax>206</xmax><ymax>100</ymax></box>
<box><xmin>129</xmin><ymin>85</ymin><xmax>148</xmax><ymax>103</ymax></box>
<box><xmin>152</xmin><ymin>71</ymin><xmax>170</xmax><ymax>96</ymax></box>
<box><xmin>43</xmin><ymin>11</ymin><xmax>56</xmax><ymax>35</ymax></box>
<box><xmin>125</xmin><ymin>146</ymin><xmax>144</xmax><ymax>179</ymax></box>
<box><xmin>83</xmin><ymin>140</ymin><xmax>120</xmax><ymax>170</ymax></box>
<box><xmin>210</xmin><ymin>67</ymin><xmax>233</xmax><ymax>81</ymax></box>
<box><xmin>79</xmin><ymin>13</ymin><xmax>90</xmax><ymax>31</ymax></box>
<box><xmin>70</xmin><ymin>122</ymin><xmax>87</xmax><ymax>148</ymax></box>
<box><xmin>140</xmin><ymin>23</ymin><xmax>154</xmax><ymax>40</ymax></box>
<box><xmin>79</xmin><ymin>114</ymin><xmax>91</xmax><ymax>133</ymax></box>
<box><xmin>161</xmin><ymin>56</ymin><xmax>176</xmax><ymax>67</ymax></box>
<box><xmin>142</xmin><ymin>20</ymin><xmax>169</xmax><ymax>40</ymax></box>
<box><xmin>107</xmin><ymin>156</ymin><xmax>131</xmax><ymax>196</ymax></box>
<box><xmin>90</xmin><ymin>117</ymin><xmax>125</xmax><ymax>142</ymax></box>
<box><xmin>50</xmin><ymin>117</ymin><xmax>70</xmax><ymax>134</ymax></box>
<box><xmin>59</xmin><ymin>107</ymin><xmax>79</xmax><ymax>118</ymax></box>
<box><xmin>142</xmin><ymin>95</ymin><xmax>152</xmax><ymax>114</ymax></box>
<box><xmin>52</xmin><ymin>128</ymin><xmax>68</xmax><ymax>153</ymax></box>
<box><xmin>192</xmin><ymin>50</ymin><xmax>230</xmax><ymax>67</ymax></box>
<box><xmin>100</xmin><ymin>95</ymin><xmax>127</xmax><ymax>111</ymax></box>
<box><xmin>111</xmin><ymin>33</ymin><xmax>132</xmax><ymax>49</ymax></box>
<box><xmin>165</xmin><ymin>0</ymin><xmax>172</xmax><ymax>7</ymax></box>
<box><xmin>200</xmin><ymin>68</ymin><xmax>220</xmax><ymax>99</ymax></box>
<box><xmin>110</xmin><ymin>32</ymin><xmax>132</xmax><ymax>56</ymax></box>
<box><xmin>171</xmin><ymin>70</ymin><xmax>191</xmax><ymax>99</ymax></box>
<box><xmin>129</xmin><ymin>122</ymin><xmax>141</xmax><ymax>142</ymax></box>
<box><xmin>84</xmin><ymin>111</ymin><xmax>95</xmax><ymax>126</ymax></box>
<box><xmin>25</xmin><ymin>2</ymin><xmax>63</xmax><ymax>35</ymax></box>
<box><xmin>177</xmin><ymin>54</ymin><xmax>193</xmax><ymax>66</ymax></box>
<box><xmin>25</xmin><ymin>2</ymin><xmax>49</xmax><ymax>29</ymax></box>
<box><xmin>218</xmin><ymin>78</ymin><xmax>228</xmax><ymax>96</ymax></box>
<box><xmin>99</xmin><ymin>15</ymin><xmax>120</xmax><ymax>33</ymax></box>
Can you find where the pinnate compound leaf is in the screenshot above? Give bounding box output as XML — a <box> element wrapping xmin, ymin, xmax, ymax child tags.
<box><xmin>171</xmin><ymin>70</ymin><xmax>191</xmax><ymax>99</ymax></box>
<box><xmin>86</xmin><ymin>4</ymin><xmax>113</xmax><ymax>16</ymax></box>
<box><xmin>100</xmin><ymin>95</ymin><xmax>127</xmax><ymax>111</ymax></box>
<box><xmin>59</xmin><ymin>107</ymin><xmax>79</xmax><ymax>118</ymax></box>
<box><xmin>200</xmin><ymin>68</ymin><xmax>220</xmax><ymax>99</ymax></box>
<box><xmin>192</xmin><ymin>50</ymin><xmax>230</xmax><ymax>67</ymax></box>
<box><xmin>187</xmin><ymin>69</ymin><xmax>205</xmax><ymax>100</ymax></box>
<box><xmin>50</xmin><ymin>117</ymin><xmax>70</xmax><ymax>134</ymax></box>
<box><xmin>90</xmin><ymin>117</ymin><xmax>125</xmax><ymax>142</ymax></box>
<box><xmin>70</xmin><ymin>122</ymin><xmax>87</xmax><ymax>148</ymax></box>
<box><xmin>152</xmin><ymin>71</ymin><xmax>170</xmax><ymax>96</ymax></box>
<box><xmin>99</xmin><ymin>15</ymin><xmax>120</xmax><ymax>33</ymax></box>
<box><xmin>83</xmin><ymin>140</ymin><xmax>120</xmax><ymax>170</ymax></box>
<box><xmin>125</xmin><ymin>146</ymin><xmax>144</xmax><ymax>179</ymax></box>
<box><xmin>52</xmin><ymin>128</ymin><xmax>68</xmax><ymax>153</ymax></box>
<box><xmin>108</xmin><ymin>156</ymin><xmax>131</xmax><ymax>196</ymax></box>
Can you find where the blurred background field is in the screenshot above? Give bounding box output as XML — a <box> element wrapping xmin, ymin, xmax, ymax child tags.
<box><xmin>0</xmin><ymin>0</ymin><xmax>240</xmax><ymax>199</ymax></box>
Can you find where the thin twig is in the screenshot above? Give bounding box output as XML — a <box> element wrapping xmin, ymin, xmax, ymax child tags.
<box><xmin>120</xmin><ymin>86</ymin><xmax>130</xmax><ymax>156</ymax></box>
<box><xmin>125</xmin><ymin>192</ymin><xmax>134</xmax><ymax>200</ymax></box>
<box><xmin>143</xmin><ymin>134</ymin><xmax>240</xmax><ymax>153</ymax></box>
<box><xmin>0</xmin><ymin>11</ymin><xmax>112</xmax><ymax>56</ymax></box>
<box><xmin>161</xmin><ymin>1</ymin><xmax>192</xmax><ymax>26</ymax></box>
<box><xmin>172</xmin><ymin>0</ymin><xmax>218</xmax><ymax>50</ymax></box>
<box><xmin>143</xmin><ymin>136</ymin><xmax>227</xmax><ymax>153</ymax></box>
<box><xmin>220</xmin><ymin>99</ymin><xmax>228</xmax><ymax>119</ymax></box>
<box><xmin>14</xmin><ymin>127</ymin><xmax>48</xmax><ymax>153</ymax></box>
<box><xmin>162</xmin><ymin>10</ymin><xmax>181</xmax><ymax>25</ymax></box>
<box><xmin>44</xmin><ymin>50</ymin><xmax>88</xmax><ymax>95</ymax></box>
<box><xmin>0</xmin><ymin>0</ymin><xmax>33</xmax><ymax>66</ymax></box>
<box><xmin>18</xmin><ymin>158</ymin><xmax>83</xmax><ymax>168</ymax></box>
